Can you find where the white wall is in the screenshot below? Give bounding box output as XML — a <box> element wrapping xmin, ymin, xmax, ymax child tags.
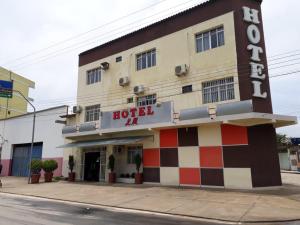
<box><xmin>0</xmin><ymin>106</ymin><xmax>67</xmax><ymax>160</ymax></box>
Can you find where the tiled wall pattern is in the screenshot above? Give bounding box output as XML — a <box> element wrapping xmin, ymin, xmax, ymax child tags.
<box><xmin>143</xmin><ymin>124</ymin><xmax>253</xmax><ymax>189</ymax></box>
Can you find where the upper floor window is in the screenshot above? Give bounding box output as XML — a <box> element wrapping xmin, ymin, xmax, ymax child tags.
<box><xmin>202</xmin><ymin>77</ymin><xmax>234</xmax><ymax>104</ymax></box>
<box><xmin>116</xmin><ymin>56</ymin><xmax>122</xmax><ymax>62</ymax></box>
<box><xmin>182</xmin><ymin>85</ymin><xmax>193</xmax><ymax>94</ymax></box>
<box><xmin>85</xmin><ymin>104</ymin><xmax>100</xmax><ymax>122</ymax></box>
<box><xmin>87</xmin><ymin>68</ymin><xmax>101</xmax><ymax>85</ymax></box>
<box><xmin>127</xmin><ymin>146</ymin><xmax>142</xmax><ymax>164</ymax></box>
<box><xmin>136</xmin><ymin>49</ymin><xmax>156</xmax><ymax>71</ymax></box>
<box><xmin>196</xmin><ymin>26</ymin><xmax>224</xmax><ymax>53</ymax></box>
<box><xmin>137</xmin><ymin>94</ymin><xmax>157</xmax><ymax>107</ymax></box>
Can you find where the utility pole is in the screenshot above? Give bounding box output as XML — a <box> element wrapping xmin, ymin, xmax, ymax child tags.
<box><xmin>13</xmin><ymin>90</ymin><xmax>36</xmax><ymax>184</ymax></box>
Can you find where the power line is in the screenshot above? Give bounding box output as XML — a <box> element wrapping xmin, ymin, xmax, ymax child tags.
<box><xmin>32</xmin><ymin>56</ymin><xmax>300</xmax><ymax>107</ymax></box>
<box><xmin>1</xmin><ymin>0</ymin><xmax>171</xmax><ymax>66</ymax></box>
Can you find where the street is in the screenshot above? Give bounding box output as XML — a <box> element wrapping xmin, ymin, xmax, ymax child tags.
<box><xmin>0</xmin><ymin>193</ymin><xmax>230</xmax><ymax>225</ymax></box>
<box><xmin>1</xmin><ymin>193</ymin><xmax>300</xmax><ymax>225</ymax></box>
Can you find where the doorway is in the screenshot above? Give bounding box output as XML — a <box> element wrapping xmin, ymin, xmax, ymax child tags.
<box><xmin>84</xmin><ymin>152</ymin><xmax>100</xmax><ymax>181</ymax></box>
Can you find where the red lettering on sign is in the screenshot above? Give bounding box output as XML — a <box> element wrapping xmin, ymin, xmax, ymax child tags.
<box><xmin>147</xmin><ymin>106</ymin><xmax>154</xmax><ymax>115</ymax></box>
<box><xmin>113</xmin><ymin>111</ymin><xmax>120</xmax><ymax>120</ymax></box>
<box><xmin>125</xmin><ymin>118</ymin><xmax>131</xmax><ymax>126</ymax></box>
<box><xmin>139</xmin><ymin>107</ymin><xmax>146</xmax><ymax>116</ymax></box>
<box><xmin>132</xmin><ymin>117</ymin><xmax>138</xmax><ymax>126</ymax></box>
<box><xmin>121</xmin><ymin>110</ymin><xmax>129</xmax><ymax>118</ymax></box>
<box><xmin>130</xmin><ymin>108</ymin><xmax>137</xmax><ymax>117</ymax></box>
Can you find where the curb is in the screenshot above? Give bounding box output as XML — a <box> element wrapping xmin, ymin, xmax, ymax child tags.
<box><xmin>1</xmin><ymin>191</ymin><xmax>300</xmax><ymax>224</ymax></box>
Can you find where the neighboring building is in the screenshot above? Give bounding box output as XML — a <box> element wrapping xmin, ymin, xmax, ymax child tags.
<box><xmin>0</xmin><ymin>106</ymin><xmax>67</xmax><ymax>177</ymax></box>
<box><xmin>290</xmin><ymin>138</ymin><xmax>300</xmax><ymax>172</ymax></box>
<box><xmin>60</xmin><ymin>0</ymin><xmax>297</xmax><ymax>189</ymax></box>
<box><xmin>0</xmin><ymin>67</ymin><xmax>35</xmax><ymax>118</ymax></box>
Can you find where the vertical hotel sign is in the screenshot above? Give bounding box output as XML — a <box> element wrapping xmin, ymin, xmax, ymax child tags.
<box><xmin>242</xmin><ymin>6</ymin><xmax>267</xmax><ymax>99</ymax></box>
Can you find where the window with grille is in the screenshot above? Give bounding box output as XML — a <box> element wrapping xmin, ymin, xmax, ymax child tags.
<box><xmin>127</xmin><ymin>146</ymin><xmax>142</xmax><ymax>164</ymax></box>
<box><xmin>136</xmin><ymin>49</ymin><xmax>156</xmax><ymax>71</ymax></box>
<box><xmin>196</xmin><ymin>26</ymin><xmax>225</xmax><ymax>53</ymax></box>
<box><xmin>86</xmin><ymin>68</ymin><xmax>101</xmax><ymax>85</ymax></box>
<box><xmin>202</xmin><ymin>77</ymin><xmax>235</xmax><ymax>104</ymax></box>
<box><xmin>136</xmin><ymin>94</ymin><xmax>157</xmax><ymax>107</ymax></box>
<box><xmin>85</xmin><ymin>104</ymin><xmax>101</xmax><ymax>122</ymax></box>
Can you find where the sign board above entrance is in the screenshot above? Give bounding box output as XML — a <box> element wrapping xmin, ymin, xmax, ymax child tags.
<box><xmin>100</xmin><ymin>101</ymin><xmax>173</xmax><ymax>130</ymax></box>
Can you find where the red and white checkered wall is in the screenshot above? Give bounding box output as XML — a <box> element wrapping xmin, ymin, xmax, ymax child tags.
<box><xmin>143</xmin><ymin>124</ymin><xmax>253</xmax><ymax>189</ymax></box>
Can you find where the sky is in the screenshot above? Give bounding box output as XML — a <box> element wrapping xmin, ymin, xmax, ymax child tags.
<box><xmin>0</xmin><ymin>0</ymin><xmax>299</xmax><ymax>137</ymax></box>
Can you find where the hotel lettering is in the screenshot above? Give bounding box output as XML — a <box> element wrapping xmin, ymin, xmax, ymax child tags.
<box><xmin>243</xmin><ymin>6</ymin><xmax>267</xmax><ymax>99</ymax></box>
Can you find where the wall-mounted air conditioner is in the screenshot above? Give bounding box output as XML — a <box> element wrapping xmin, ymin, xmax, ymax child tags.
<box><xmin>133</xmin><ymin>85</ymin><xmax>145</xmax><ymax>95</ymax></box>
<box><xmin>72</xmin><ymin>105</ymin><xmax>82</xmax><ymax>114</ymax></box>
<box><xmin>175</xmin><ymin>64</ymin><xmax>188</xmax><ymax>76</ymax></box>
<box><xmin>119</xmin><ymin>77</ymin><xmax>130</xmax><ymax>86</ymax></box>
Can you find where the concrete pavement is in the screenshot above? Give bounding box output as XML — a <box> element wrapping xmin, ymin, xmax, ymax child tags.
<box><xmin>0</xmin><ymin>173</ymin><xmax>300</xmax><ymax>223</ymax></box>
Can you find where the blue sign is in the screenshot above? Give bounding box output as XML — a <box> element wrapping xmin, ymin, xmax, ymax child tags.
<box><xmin>291</xmin><ymin>138</ymin><xmax>300</xmax><ymax>146</ymax></box>
<box><xmin>0</xmin><ymin>80</ymin><xmax>13</xmax><ymax>98</ymax></box>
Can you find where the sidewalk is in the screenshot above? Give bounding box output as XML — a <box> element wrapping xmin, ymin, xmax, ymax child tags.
<box><xmin>1</xmin><ymin>173</ymin><xmax>300</xmax><ymax>223</ymax></box>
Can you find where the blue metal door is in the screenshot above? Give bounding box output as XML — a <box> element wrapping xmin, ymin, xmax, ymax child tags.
<box><xmin>11</xmin><ymin>144</ymin><xmax>43</xmax><ymax>177</ymax></box>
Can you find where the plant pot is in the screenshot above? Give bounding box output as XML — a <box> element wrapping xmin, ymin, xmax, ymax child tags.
<box><xmin>68</xmin><ymin>172</ymin><xmax>76</xmax><ymax>182</ymax></box>
<box><xmin>31</xmin><ymin>174</ymin><xmax>41</xmax><ymax>184</ymax></box>
<box><xmin>44</xmin><ymin>172</ymin><xmax>53</xmax><ymax>182</ymax></box>
<box><xmin>135</xmin><ymin>173</ymin><xmax>143</xmax><ymax>184</ymax></box>
<box><xmin>109</xmin><ymin>172</ymin><xmax>116</xmax><ymax>183</ymax></box>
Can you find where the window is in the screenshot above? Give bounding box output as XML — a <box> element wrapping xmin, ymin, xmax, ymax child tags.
<box><xmin>86</xmin><ymin>68</ymin><xmax>101</xmax><ymax>85</ymax></box>
<box><xmin>182</xmin><ymin>85</ymin><xmax>193</xmax><ymax>94</ymax></box>
<box><xmin>127</xmin><ymin>97</ymin><xmax>134</xmax><ymax>104</ymax></box>
<box><xmin>196</xmin><ymin>26</ymin><xmax>224</xmax><ymax>53</ymax></box>
<box><xmin>137</xmin><ymin>94</ymin><xmax>156</xmax><ymax>107</ymax></box>
<box><xmin>127</xmin><ymin>146</ymin><xmax>142</xmax><ymax>164</ymax></box>
<box><xmin>202</xmin><ymin>77</ymin><xmax>235</xmax><ymax>104</ymax></box>
<box><xmin>85</xmin><ymin>104</ymin><xmax>101</xmax><ymax>122</ymax></box>
<box><xmin>116</xmin><ymin>56</ymin><xmax>122</xmax><ymax>62</ymax></box>
<box><xmin>136</xmin><ymin>49</ymin><xmax>156</xmax><ymax>71</ymax></box>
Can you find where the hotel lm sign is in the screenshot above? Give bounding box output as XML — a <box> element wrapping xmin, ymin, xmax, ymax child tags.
<box><xmin>100</xmin><ymin>101</ymin><xmax>173</xmax><ymax>130</ymax></box>
<box><xmin>243</xmin><ymin>6</ymin><xmax>267</xmax><ymax>99</ymax></box>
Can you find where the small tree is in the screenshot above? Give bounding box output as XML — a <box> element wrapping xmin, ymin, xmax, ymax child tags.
<box><xmin>134</xmin><ymin>154</ymin><xmax>142</xmax><ymax>173</ymax></box>
<box><xmin>68</xmin><ymin>155</ymin><xmax>75</xmax><ymax>173</ymax></box>
<box><xmin>30</xmin><ymin>159</ymin><xmax>42</xmax><ymax>175</ymax></box>
<box><xmin>108</xmin><ymin>154</ymin><xmax>115</xmax><ymax>172</ymax></box>
<box><xmin>42</xmin><ymin>160</ymin><xmax>58</xmax><ymax>173</ymax></box>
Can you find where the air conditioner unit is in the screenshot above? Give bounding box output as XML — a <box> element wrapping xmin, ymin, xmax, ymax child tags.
<box><xmin>175</xmin><ymin>64</ymin><xmax>188</xmax><ymax>76</ymax></box>
<box><xmin>72</xmin><ymin>105</ymin><xmax>82</xmax><ymax>114</ymax></box>
<box><xmin>133</xmin><ymin>85</ymin><xmax>145</xmax><ymax>95</ymax></box>
<box><xmin>101</xmin><ymin>62</ymin><xmax>109</xmax><ymax>70</ymax></box>
<box><xmin>119</xmin><ymin>77</ymin><xmax>130</xmax><ymax>86</ymax></box>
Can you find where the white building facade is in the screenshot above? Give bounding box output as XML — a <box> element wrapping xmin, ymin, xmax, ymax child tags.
<box><xmin>0</xmin><ymin>106</ymin><xmax>67</xmax><ymax>177</ymax></box>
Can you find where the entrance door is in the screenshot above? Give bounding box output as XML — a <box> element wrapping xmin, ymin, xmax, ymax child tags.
<box><xmin>11</xmin><ymin>144</ymin><xmax>43</xmax><ymax>177</ymax></box>
<box><xmin>84</xmin><ymin>152</ymin><xmax>100</xmax><ymax>181</ymax></box>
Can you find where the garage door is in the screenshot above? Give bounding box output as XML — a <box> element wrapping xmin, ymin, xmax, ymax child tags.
<box><xmin>11</xmin><ymin>143</ymin><xmax>43</xmax><ymax>177</ymax></box>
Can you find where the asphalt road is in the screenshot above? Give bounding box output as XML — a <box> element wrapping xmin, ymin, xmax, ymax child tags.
<box><xmin>0</xmin><ymin>193</ymin><xmax>299</xmax><ymax>225</ymax></box>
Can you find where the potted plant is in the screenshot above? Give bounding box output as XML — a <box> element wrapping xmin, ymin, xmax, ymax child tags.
<box><xmin>42</xmin><ymin>160</ymin><xmax>58</xmax><ymax>182</ymax></box>
<box><xmin>30</xmin><ymin>159</ymin><xmax>42</xmax><ymax>184</ymax></box>
<box><xmin>68</xmin><ymin>155</ymin><xmax>75</xmax><ymax>182</ymax></box>
<box><xmin>134</xmin><ymin>154</ymin><xmax>143</xmax><ymax>184</ymax></box>
<box><xmin>108</xmin><ymin>154</ymin><xmax>116</xmax><ymax>183</ymax></box>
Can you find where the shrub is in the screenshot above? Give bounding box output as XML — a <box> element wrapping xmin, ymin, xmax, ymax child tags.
<box><xmin>134</xmin><ymin>154</ymin><xmax>142</xmax><ymax>173</ymax></box>
<box><xmin>30</xmin><ymin>159</ymin><xmax>42</xmax><ymax>175</ymax></box>
<box><xmin>42</xmin><ymin>160</ymin><xmax>58</xmax><ymax>173</ymax></box>
<box><xmin>68</xmin><ymin>155</ymin><xmax>75</xmax><ymax>173</ymax></box>
<box><xmin>108</xmin><ymin>154</ymin><xmax>115</xmax><ymax>172</ymax></box>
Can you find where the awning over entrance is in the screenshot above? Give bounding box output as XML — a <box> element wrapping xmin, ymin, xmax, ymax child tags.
<box><xmin>57</xmin><ymin>136</ymin><xmax>151</xmax><ymax>148</ymax></box>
